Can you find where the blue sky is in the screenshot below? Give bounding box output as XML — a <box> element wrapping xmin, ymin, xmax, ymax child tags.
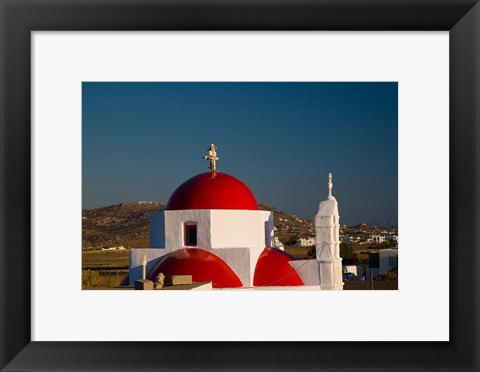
<box><xmin>82</xmin><ymin>82</ymin><xmax>397</xmax><ymax>225</ymax></box>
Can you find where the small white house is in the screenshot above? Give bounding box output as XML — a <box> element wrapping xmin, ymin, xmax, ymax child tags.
<box><xmin>295</xmin><ymin>237</ymin><xmax>316</xmax><ymax>246</ymax></box>
<box><xmin>379</xmin><ymin>248</ymin><xmax>398</xmax><ymax>273</ymax></box>
<box><xmin>363</xmin><ymin>248</ymin><xmax>398</xmax><ymax>279</ymax></box>
<box><xmin>368</xmin><ymin>235</ymin><xmax>385</xmax><ymax>243</ymax></box>
<box><xmin>342</xmin><ymin>265</ymin><xmax>360</xmax><ymax>280</ymax></box>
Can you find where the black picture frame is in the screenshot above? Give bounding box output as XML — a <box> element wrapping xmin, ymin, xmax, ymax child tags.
<box><xmin>1</xmin><ymin>1</ymin><xmax>479</xmax><ymax>371</ymax></box>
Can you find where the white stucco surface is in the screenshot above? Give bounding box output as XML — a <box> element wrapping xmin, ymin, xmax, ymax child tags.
<box><xmin>157</xmin><ymin>209</ymin><xmax>273</xmax><ymax>251</ymax></box>
<box><xmin>314</xmin><ymin>177</ymin><xmax>343</xmax><ymax>290</ymax></box>
<box><xmin>213</xmin><ymin>247</ymin><xmax>264</xmax><ymax>287</ymax></box>
<box><xmin>249</xmin><ymin>247</ymin><xmax>265</xmax><ymax>283</ymax></box>
<box><xmin>317</xmin><ymin>196</ymin><xmax>339</xmax><ymax>217</ymax></box>
<box><xmin>164</xmin><ymin>210</ymin><xmax>212</xmax><ymax>249</ymax></box>
<box><xmin>210</xmin><ymin>210</ymin><xmax>272</xmax><ymax>249</ymax></box>
<box><xmin>289</xmin><ymin>260</ymin><xmax>320</xmax><ymax>286</ymax></box>
<box><xmin>129</xmin><ymin>248</ymin><xmax>166</xmax><ymax>285</ymax></box>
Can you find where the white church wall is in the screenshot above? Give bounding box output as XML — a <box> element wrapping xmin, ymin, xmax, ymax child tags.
<box><xmin>316</xmin><ymin>255</ymin><xmax>343</xmax><ymax>289</ymax></box>
<box><xmin>209</xmin><ymin>210</ymin><xmax>272</xmax><ymax>249</ymax></box>
<box><xmin>249</xmin><ymin>246</ymin><xmax>265</xmax><ymax>286</ymax></box>
<box><xmin>333</xmin><ymin>260</ymin><xmax>344</xmax><ymax>288</ymax></box>
<box><xmin>129</xmin><ymin>248</ymin><xmax>166</xmax><ymax>285</ymax></box>
<box><xmin>289</xmin><ymin>260</ymin><xmax>320</xmax><ymax>286</ymax></box>
<box><xmin>319</xmin><ymin>260</ymin><xmax>335</xmax><ymax>290</ymax></box>
<box><xmin>164</xmin><ymin>210</ymin><xmax>212</xmax><ymax>250</ymax></box>
<box><xmin>316</xmin><ymin>238</ymin><xmax>334</xmax><ymax>261</ymax></box>
<box><xmin>150</xmin><ymin>211</ymin><xmax>165</xmax><ymax>248</ymax></box>
<box><xmin>214</xmin><ymin>246</ymin><xmax>265</xmax><ymax>287</ymax></box>
<box><xmin>213</xmin><ymin>248</ymin><xmax>252</xmax><ymax>287</ymax></box>
<box><xmin>316</xmin><ymin>216</ymin><xmax>338</xmax><ymax>249</ymax></box>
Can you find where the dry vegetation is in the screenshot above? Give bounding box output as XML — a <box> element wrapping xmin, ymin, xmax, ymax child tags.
<box><xmin>82</xmin><ymin>250</ymin><xmax>130</xmax><ymax>288</ymax></box>
<box><xmin>82</xmin><ymin>270</ymin><xmax>128</xmax><ymax>289</ymax></box>
<box><xmin>82</xmin><ymin>250</ymin><xmax>129</xmax><ymax>269</ymax></box>
<box><xmin>284</xmin><ymin>246</ymin><xmax>315</xmax><ymax>260</ymax></box>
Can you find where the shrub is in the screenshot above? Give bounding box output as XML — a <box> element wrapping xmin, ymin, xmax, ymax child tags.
<box><xmin>377</xmin><ymin>271</ymin><xmax>398</xmax><ymax>281</ymax></box>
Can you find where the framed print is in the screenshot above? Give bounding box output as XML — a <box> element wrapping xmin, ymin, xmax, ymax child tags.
<box><xmin>32</xmin><ymin>33</ymin><xmax>443</xmax><ymax>343</ymax></box>
<box><xmin>1</xmin><ymin>1</ymin><xmax>479</xmax><ymax>371</ymax></box>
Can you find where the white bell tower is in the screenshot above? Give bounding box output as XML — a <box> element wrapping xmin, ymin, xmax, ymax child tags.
<box><xmin>315</xmin><ymin>173</ymin><xmax>344</xmax><ymax>290</ymax></box>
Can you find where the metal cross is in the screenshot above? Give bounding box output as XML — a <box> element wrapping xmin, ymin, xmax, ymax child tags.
<box><xmin>203</xmin><ymin>143</ymin><xmax>219</xmax><ymax>171</ymax></box>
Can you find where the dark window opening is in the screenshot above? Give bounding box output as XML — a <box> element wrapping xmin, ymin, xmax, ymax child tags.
<box><xmin>185</xmin><ymin>224</ymin><xmax>197</xmax><ymax>246</ymax></box>
<box><xmin>368</xmin><ymin>253</ymin><xmax>380</xmax><ymax>268</ymax></box>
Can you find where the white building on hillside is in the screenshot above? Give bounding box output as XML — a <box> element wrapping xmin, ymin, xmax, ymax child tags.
<box><xmin>295</xmin><ymin>237</ymin><xmax>316</xmax><ymax>246</ymax></box>
<box><xmin>368</xmin><ymin>235</ymin><xmax>385</xmax><ymax>243</ymax></box>
<box><xmin>380</xmin><ymin>249</ymin><xmax>398</xmax><ymax>273</ymax></box>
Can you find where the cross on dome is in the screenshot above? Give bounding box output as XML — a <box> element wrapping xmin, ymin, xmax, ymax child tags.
<box><xmin>203</xmin><ymin>144</ymin><xmax>219</xmax><ymax>171</ymax></box>
<box><xmin>328</xmin><ymin>172</ymin><xmax>333</xmax><ymax>197</ymax></box>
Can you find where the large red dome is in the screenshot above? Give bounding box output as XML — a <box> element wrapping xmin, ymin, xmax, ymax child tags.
<box><xmin>146</xmin><ymin>248</ymin><xmax>243</xmax><ymax>288</ymax></box>
<box><xmin>166</xmin><ymin>171</ymin><xmax>259</xmax><ymax>210</ymax></box>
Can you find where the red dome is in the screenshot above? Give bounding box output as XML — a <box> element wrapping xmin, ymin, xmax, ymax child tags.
<box><xmin>253</xmin><ymin>247</ymin><xmax>304</xmax><ymax>287</ymax></box>
<box><xmin>146</xmin><ymin>248</ymin><xmax>242</xmax><ymax>288</ymax></box>
<box><xmin>166</xmin><ymin>171</ymin><xmax>258</xmax><ymax>210</ymax></box>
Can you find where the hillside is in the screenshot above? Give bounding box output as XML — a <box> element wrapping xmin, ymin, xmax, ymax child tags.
<box><xmin>259</xmin><ymin>204</ymin><xmax>315</xmax><ymax>244</ymax></box>
<box><xmin>82</xmin><ymin>202</ymin><xmax>165</xmax><ymax>250</ymax></box>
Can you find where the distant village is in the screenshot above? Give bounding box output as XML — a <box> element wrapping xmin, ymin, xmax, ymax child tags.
<box><xmin>274</xmin><ymin>224</ymin><xmax>398</xmax><ymax>248</ymax></box>
<box><xmin>272</xmin><ymin>221</ymin><xmax>398</xmax><ymax>284</ymax></box>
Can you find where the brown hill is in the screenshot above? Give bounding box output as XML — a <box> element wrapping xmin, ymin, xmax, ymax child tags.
<box><xmin>259</xmin><ymin>204</ymin><xmax>315</xmax><ymax>244</ymax></box>
<box><xmin>82</xmin><ymin>202</ymin><xmax>165</xmax><ymax>250</ymax></box>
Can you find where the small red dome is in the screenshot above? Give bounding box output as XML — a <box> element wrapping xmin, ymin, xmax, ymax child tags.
<box><xmin>253</xmin><ymin>247</ymin><xmax>304</xmax><ymax>287</ymax></box>
<box><xmin>166</xmin><ymin>171</ymin><xmax>258</xmax><ymax>210</ymax></box>
<box><xmin>146</xmin><ymin>248</ymin><xmax>242</xmax><ymax>288</ymax></box>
